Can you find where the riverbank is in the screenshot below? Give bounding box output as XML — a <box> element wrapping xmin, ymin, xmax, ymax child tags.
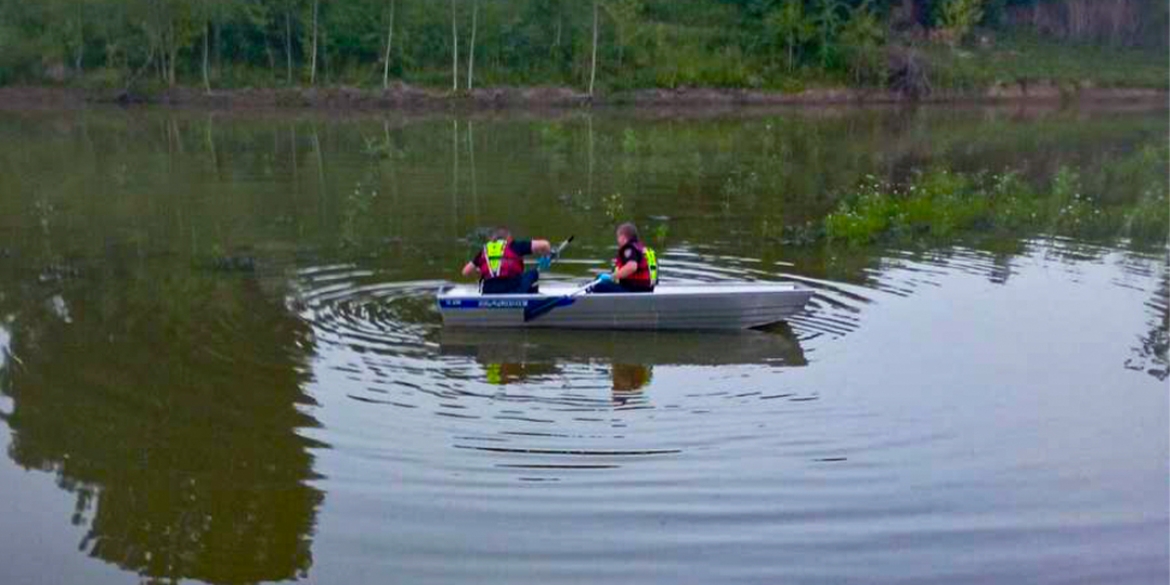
<box><xmin>0</xmin><ymin>83</ymin><xmax>1165</xmax><ymax>111</ymax></box>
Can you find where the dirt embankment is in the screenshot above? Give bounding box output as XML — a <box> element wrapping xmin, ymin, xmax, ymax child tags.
<box><xmin>0</xmin><ymin>82</ymin><xmax>1164</xmax><ymax>111</ymax></box>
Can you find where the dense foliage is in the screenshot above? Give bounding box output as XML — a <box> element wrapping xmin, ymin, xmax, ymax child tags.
<box><xmin>0</xmin><ymin>0</ymin><xmax>1165</xmax><ymax>92</ymax></box>
<box><xmin>823</xmin><ymin>144</ymin><xmax>1170</xmax><ymax>247</ymax></box>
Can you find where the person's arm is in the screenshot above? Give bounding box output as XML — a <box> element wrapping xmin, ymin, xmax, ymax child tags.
<box><xmin>530</xmin><ymin>239</ymin><xmax>552</xmax><ymax>256</ymax></box>
<box><xmin>463</xmin><ymin>251</ymin><xmax>484</xmax><ymax>278</ymax></box>
<box><xmin>613</xmin><ymin>260</ymin><xmax>639</xmax><ymax>282</ymax></box>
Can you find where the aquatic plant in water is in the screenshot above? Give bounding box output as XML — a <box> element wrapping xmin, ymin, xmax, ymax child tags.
<box><xmin>823</xmin><ymin>152</ymin><xmax>1169</xmax><ymax>249</ymax></box>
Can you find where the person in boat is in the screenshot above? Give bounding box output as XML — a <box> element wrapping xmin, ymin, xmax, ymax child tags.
<box><xmin>461</xmin><ymin>227</ymin><xmax>553</xmax><ymax>294</ymax></box>
<box><xmin>592</xmin><ymin>222</ymin><xmax>658</xmax><ymax>294</ymax></box>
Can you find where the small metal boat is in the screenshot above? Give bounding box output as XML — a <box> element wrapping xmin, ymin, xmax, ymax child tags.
<box><xmin>436</xmin><ymin>282</ymin><xmax>814</xmax><ymax>330</ymax></box>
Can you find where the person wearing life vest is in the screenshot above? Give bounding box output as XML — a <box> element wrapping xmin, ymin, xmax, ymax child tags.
<box><xmin>461</xmin><ymin>227</ymin><xmax>553</xmax><ymax>294</ymax></box>
<box><xmin>592</xmin><ymin>222</ymin><xmax>658</xmax><ymax>293</ymax></box>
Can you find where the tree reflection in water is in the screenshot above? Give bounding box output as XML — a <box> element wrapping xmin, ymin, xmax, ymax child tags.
<box><xmin>0</xmin><ymin>264</ymin><xmax>323</xmax><ymax>585</ymax></box>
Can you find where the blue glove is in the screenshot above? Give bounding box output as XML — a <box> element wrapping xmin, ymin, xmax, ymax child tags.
<box><xmin>596</xmin><ymin>273</ymin><xmax>613</xmax><ymax>284</ymax></box>
<box><xmin>538</xmin><ymin>256</ymin><xmax>552</xmax><ymax>271</ymax></box>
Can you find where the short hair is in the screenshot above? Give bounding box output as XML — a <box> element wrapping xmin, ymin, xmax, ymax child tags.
<box><xmin>616</xmin><ymin>222</ymin><xmax>639</xmax><ymax>241</ymax></box>
<box><xmin>491</xmin><ymin>227</ymin><xmax>511</xmax><ymax>240</ymax></box>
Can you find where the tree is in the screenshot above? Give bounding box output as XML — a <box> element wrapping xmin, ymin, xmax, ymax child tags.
<box><xmin>65</xmin><ymin>0</ymin><xmax>86</xmax><ymax>73</ymax></box>
<box><xmin>280</xmin><ymin>0</ymin><xmax>301</xmax><ymax>85</ymax></box>
<box><xmin>450</xmin><ymin>0</ymin><xmax>458</xmax><ymax>92</ymax></box>
<box><xmin>309</xmin><ymin>0</ymin><xmax>319</xmax><ymax>84</ymax></box>
<box><xmin>466</xmin><ymin>0</ymin><xmax>477</xmax><ymax>90</ymax></box>
<box><xmin>382</xmin><ymin>0</ymin><xmax>396</xmax><ymax>89</ymax></box>
<box><xmin>938</xmin><ymin>0</ymin><xmax>984</xmax><ymax>47</ymax></box>
<box><xmin>589</xmin><ymin>0</ymin><xmax>599</xmax><ymax>96</ymax></box>
<box><xmin>138</xmin><ymin>0</ymin><xmax>201</xmax><ymax>88</ymax></box>
<box><xmin>767</xmin><ymin>1</ymin><xmax>816</xmax><ymax>71</ymax></box>
<box><xmin>839</xmin><ymin>1</ymin><xmax>885</xmax><ymax>84</ymax></box>
<box><xmin>602</xmin><ymin>0</ymin><xmax>642</xmax><ymax>68</ymax></box>
<box><xmin>812</xmin><ymin>0</ymin><xmax>847</xmax><ymax>69</ymax></box>
<box><xmin>195</xmin><ymin>0</ymin><xmax>232</xmax><ymax>92</ymax></box>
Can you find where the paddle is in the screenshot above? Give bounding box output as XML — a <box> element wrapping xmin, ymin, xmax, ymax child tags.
<box><xmin>543</xmin><ymin>235</ymin><xmax>574</xmax><ymax>270</ymax></box>
<box><xmin>523</xmin><ymin>276</ymin><xmax>602</xmax><ymax>322</ymax></box>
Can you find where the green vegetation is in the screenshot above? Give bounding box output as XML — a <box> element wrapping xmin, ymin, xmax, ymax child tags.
<box><xmin>823</xmin><ymin>143</ymin><xmax>1170</xmax><ymax>248</ymax></box>
<box><xmin>0</xmin><ymin>0</ymin><xmax>1165</xmax><ymax>95</ymax></box>
<box><xmin>921</xmin><ymin>34</ymin><xmax>1170</xmax><ymax>90</ymax></box>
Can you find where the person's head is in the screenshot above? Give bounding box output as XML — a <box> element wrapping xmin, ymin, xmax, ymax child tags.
<box><xmin>616</xmin><ymin>222</ymin><xmax>639</xmax><ymax>247</ymax></box>
<box><xmin>490</xmin><ymin>227</ymin><xmax>512</xmax><ymax>241</ymax></box>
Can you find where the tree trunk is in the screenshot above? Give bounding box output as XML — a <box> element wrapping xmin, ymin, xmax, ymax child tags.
<box><xmin>451</xmin><ymin>0</ymin><xmax>459</xmax><ymax>92</ymax></box>
<box><xmin>285</xmin><ymin>11</ymin><xmax>293</xmax><ymax>85</ymax></box>
<box><xmin>74</xmin><ymin>1</ymin><xmax>84</xmax><ymax>73</ymax></box>
<box><xmin>383</xmin><ymin>0</ymin><xmax>395</xmax><ymax>89</ymax></box>
<box><xmin>202</xmin><ymin>22</ymin><xmax>211</xmax><ymax>93</ymax></box>
<box><xmin>589</xmin><ymin>0</ymin><xmax>598</xmax><ymax>97</ymax></box>
<box><xmin>164</xmin><ymin>23</ymin><xmax>171</xmax><ymax>86</ymax></box>
<box><xmin>467</xmin><ymin>0</ymin><xmax>477</xmax><ymax>91</ymax></box>
<box><xmin>320</xmin><ymin>27</ymin><xmax>328</xmax><ymax>81</ymax></box>
<box><xmin>265</xmin><ymin>38</ymin><xmax>277</xmax><ymax>74</ymax></box>
<box><xmin>156</xmin><ymin>42</ymin><xmax>164</xmax><ymax>83</ymax></box>
<box><xmin>310</xmin><ymin>0</ymin><xmax>319</xmax><ymax>85</ymax></box>
<box><xmin>168</xmin><ymin>23</ymin><xmax>177</xmax><ymax>87</ymax></box>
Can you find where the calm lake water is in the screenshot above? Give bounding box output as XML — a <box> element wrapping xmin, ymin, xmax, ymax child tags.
<box><xmin>0</xmin><ymin>105</ymin><xmax>1166</xmax><ymax>585</ymax></box>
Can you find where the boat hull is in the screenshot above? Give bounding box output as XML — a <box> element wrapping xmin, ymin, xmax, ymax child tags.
<box><xmin>437</xmin><ymin>282</ymin><xmax>814</xmax><ymax>330</ymax></box>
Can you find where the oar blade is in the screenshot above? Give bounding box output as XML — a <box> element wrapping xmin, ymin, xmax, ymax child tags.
<box><xmin>523</xmin><ymin>297</ymin><xmax>564</xmax><ymax>322</ymax></box>
<box><xmin>523</xmin><ymin>276</ymin><xmax>597</xmax><ymax>323</ymax></box>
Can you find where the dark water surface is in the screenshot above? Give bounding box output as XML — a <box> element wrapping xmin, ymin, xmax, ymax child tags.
<box><xmin>0</xmin><ymin>106</ymin><xmax>1166</xmax><ymax>584</ymax></box>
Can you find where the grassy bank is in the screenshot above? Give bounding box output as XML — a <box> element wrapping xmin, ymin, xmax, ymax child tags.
<box><xmin>1</xmin><ymin>0</ymin><xmax>1165</xmax><ymax>102</ymax></box>
<box><xmin>62</xmin><ymin>34</ymin><xmax>1166</xmax><ymax>99</ymax></box>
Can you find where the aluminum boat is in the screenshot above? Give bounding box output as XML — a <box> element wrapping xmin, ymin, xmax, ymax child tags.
<box><xmin>436</xmin><ymin>282</ymin><xmax>814</xmax><ymax>330</ymax></box>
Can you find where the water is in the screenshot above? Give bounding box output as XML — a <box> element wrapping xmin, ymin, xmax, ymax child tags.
<box><xmin>0</xmin><ymin>106</ymin><xmax>1166</xmax><ymax>585</ymax></box>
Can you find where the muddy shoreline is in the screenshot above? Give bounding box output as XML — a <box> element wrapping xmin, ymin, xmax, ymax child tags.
<box><xmin>0</xmin><ymin>83</ymin><xmax>1164</xmax><ymax>111</ymax></box>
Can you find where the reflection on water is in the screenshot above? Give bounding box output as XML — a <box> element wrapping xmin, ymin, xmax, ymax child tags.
<box><xmin>0</xmin><ymin>259</ymin><xmax>323</xmax><ymax>583</ymax></box>
<box><xmin>437</xmin><ymin>327</ymin><xmax>806</xmax><ymax>405</ymax></box>
<box><xmin>0</xmin><ymin>106</ymin><xmax>1166</xmax><ymax>584</ymax></box>
<box><xmin>1126</xmin><ymin>252</ymin><xmax>1170</xmax><ymax>380</ymax></box>
<box><xmin>611</xmin><ymin>364</ymin><xmax>651</xmax><ymax>402</ymax></box>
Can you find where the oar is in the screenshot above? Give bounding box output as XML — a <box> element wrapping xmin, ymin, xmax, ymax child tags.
<box><xmin>523</xmin><ymin>277</ymin><xmax>601</xmax><ymax>323</ymax></box>
<box><xmin>538</xmin><ymin>233</ymin><xmax>575</xmax><ymax>272</ymax></box>
<box><xmin>552</xmin><ymin>235</ymin><xmax>575</xmax><ymax>258</ymax></box>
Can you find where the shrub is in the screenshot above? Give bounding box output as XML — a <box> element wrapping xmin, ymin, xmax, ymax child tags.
<box><xmin>938</xmin><ymin>0</ymin><xmax>986</xmax><ymax>46</ymax></box>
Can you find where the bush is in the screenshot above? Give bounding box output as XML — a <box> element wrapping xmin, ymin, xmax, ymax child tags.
<box><xmin>822</xmin><ymin>158</ymin><xmax>1168</xmax><ymax>249</ymax></box>
<box><xmin>937</xmin><ymin>0</ymin><xmax>986</xmax><ymax>46</ymax></box>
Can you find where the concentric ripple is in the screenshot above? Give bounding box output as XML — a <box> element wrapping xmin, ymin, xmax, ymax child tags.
<box><xmin>270</xmin><ymin>239</ymin><xmax>1170</xmax><ymax>585</ymax></box>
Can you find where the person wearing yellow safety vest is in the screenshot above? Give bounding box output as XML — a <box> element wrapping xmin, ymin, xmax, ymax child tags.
<box><xmin>591</xmin><ymin>222</ymin><xmax>658</xmax><ymax>293</ymax></box>
<box><xmin>461</xmin><ymin>227</ymin><xmax>553</xmax><ymax>294</ymax></box>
